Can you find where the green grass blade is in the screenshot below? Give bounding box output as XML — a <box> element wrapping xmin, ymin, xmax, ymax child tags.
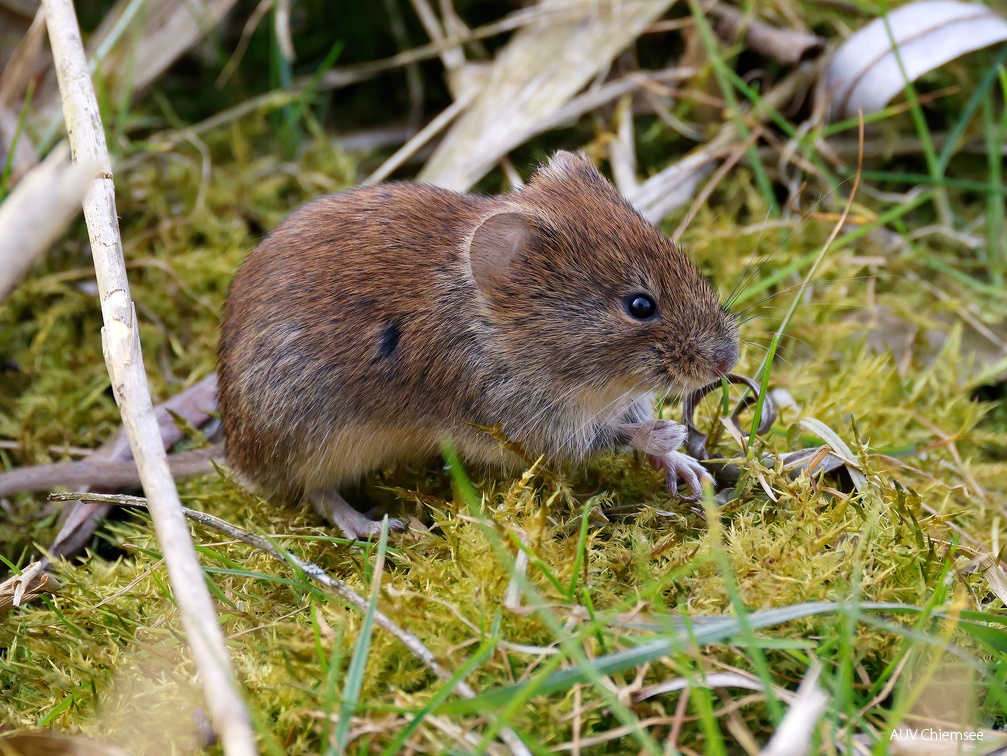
<box><xmin>331</xmin><ymin>517</ymin><xmax>390</xmax><ymax>753</ymax></box>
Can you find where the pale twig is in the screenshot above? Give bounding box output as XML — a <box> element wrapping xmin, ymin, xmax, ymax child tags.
<box><xmin>608</xmin><ymin>94</ymin><xmax>639</xmax><ymax>194</ymax></box>
<box><xmin>317</xmin><ymin>4</ymin><xmax>554</xmax><ymax>91</ymax></box>
<box><xmin>410</xmin><ymin>0</ymin><xmax>465</xmax><ymax>71</ymax></box>
<box><xmin>274</xmin><ymin>0</ymin><xmax>294</xmax><ymax>61</ymax></box>
<box><xmin>0</xmin><ymin>446</ymin><xmax>221</xmax><ymax>498</ymax></box>
<box><xmin>41</xmin><ymin>2</ymin><xmax>256</xmax><ymax>753</ymax></box>
<box><xmin>215</xmin><ymin>0</ymin><xmax>273</xmax><ymax>88</ymax></box>
<box><xmin>628</xmin><ymin>61</ymin><xmax>822</xmax><ymax>223</ymax></box>
<box><xmin>671</xmin><ymin>126</ymin><xmax>764</xmax><ymax>241</ymax></box>
<box><xmin>48</xmin><ymin>373</ymin><xmax>219</xmax><ymax>559</ymax></box>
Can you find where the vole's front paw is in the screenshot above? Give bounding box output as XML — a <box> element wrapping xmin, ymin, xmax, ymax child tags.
<box><xmin>647</xmin><ymin>451</ymin><xmax>712</xmax><ymax>500</ymax></box>
<box><xmin>619</xmin><ymin>419</ymin><xmax>712</xmax><ymax>499</ymax></box>
<box><xmin>620</xmin><ymin>419</ymin><xmax>687</xmax><ymax>456</ymax></box>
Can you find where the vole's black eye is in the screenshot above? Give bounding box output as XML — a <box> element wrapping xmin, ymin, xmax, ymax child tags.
<box><xmin>625</xmin><ymin>293</ymin><xmax>657</xmax><ymax>320</ymax></box>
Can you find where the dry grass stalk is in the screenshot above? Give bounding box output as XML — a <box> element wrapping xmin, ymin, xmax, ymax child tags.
<box><xmin>419</xmin><ymin>0</ymin><xmax>675</xmax><ymax>190</ymax></box>
<box><xmin>410</xmin><ymin>0</ymin><xmax>465</xmax><ymax>72</ymax></box>
<box><xmin>316</xmin><ymin>5</ymin><xmax>552</xmax><ymax>92</ymax></box>
<box><xmin>40</xmin><ymin>2</ymin><xmax>256</xmax><ymax>753</ymax></box>
<box><xmin>48</xmin><ymin>373</ymin><xmax>219</xmax><ymax>558</ymax></box>
<box><xmin>0</xmin><ymin>5</ymin><xmax>46</xmax><ymax>106</ymax></box>
<box><xmin>0</xmin><ymin>447</ymin><xmax>221</xmax><ymax>498</ymax></box>
<box><xmin>363</xmin><ymin>89</ymin><xmax>475</xmax><ymax>186</ymax></box>
<box><xmin>0</xmin><ymin>144</ymin><xmax>99</xmax><ymax>300</ymax></box>
<box><xmin>628</xmin><ymin>60</ymin><xmax>822</xmax><ymax>224</ymax></box>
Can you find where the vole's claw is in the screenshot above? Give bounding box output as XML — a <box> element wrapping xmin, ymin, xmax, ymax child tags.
<box><xmin>649</xmin><ymin>450</ymin><xmax>711</xmax><ymax>500</ymax></box>
<box><xmin>312</xmin><ymin>490</ymin><xmax>407</xmax><ymax>541</ymax></box>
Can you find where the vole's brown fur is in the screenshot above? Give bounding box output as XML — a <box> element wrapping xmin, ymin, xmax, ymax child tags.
<box><xmin>217</xmin><ymin>152</ymin><xmax>738</xmax><ymax>538</ymax></box>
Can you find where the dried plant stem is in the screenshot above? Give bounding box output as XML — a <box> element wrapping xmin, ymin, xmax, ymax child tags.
<box><xmin>41</xmin><ymin>2</ymin><xmax>256</xmax><ymax>754</ymax></box>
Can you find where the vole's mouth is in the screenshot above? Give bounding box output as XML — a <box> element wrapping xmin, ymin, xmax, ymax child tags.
<box><xmin>663</xmin><ymin>378</ymin><xmax>721</xmax><ymax>398</ymax></box>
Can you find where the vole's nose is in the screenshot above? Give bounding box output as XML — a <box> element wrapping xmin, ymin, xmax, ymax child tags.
<box><xmin>711</xmin><ymin>341</ymin><xmax>738</xmax><ymax>377</ymax></box>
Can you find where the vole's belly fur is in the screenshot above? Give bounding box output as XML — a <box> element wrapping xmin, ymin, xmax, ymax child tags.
<box><xmin>217</xmin><ymin>187</ymin><xmax>653</xmax><ymax>499</ymax></box>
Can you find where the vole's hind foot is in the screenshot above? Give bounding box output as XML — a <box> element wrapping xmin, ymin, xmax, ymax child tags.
<box><xmin>647</xmin><ymin>451</ymin><xmax>712</xmax><ymax>500</ymax></box>
<box><xmin>311</xmin><ymin>490</ymin><xmax>406</xmax><ymax>541</ymax></box>
<box><xmin>620</xmin><ymin>419</ymin><xmax>711</xmax><ymax>498</ymax></box>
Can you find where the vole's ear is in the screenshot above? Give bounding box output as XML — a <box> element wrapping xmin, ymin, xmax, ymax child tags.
<box><xmin>466</xmin><ymin>211</ymin><xmax>540</xmax><ymax>294</ymax></box>
<box><xmin>532</xmin><ymin>150</ymin><xmax>602</xmax><ymax>185</ymax></box>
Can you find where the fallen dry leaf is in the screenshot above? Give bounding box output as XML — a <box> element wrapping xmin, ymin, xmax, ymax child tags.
<box><xmin>825</xmin><ymin>0</ymin><xmax>1007</xmax><ymax>120</ymax></box>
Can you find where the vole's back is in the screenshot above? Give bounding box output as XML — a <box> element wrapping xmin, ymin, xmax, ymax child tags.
<box><xmin>217</xmin><ymin>183</ymin><xmax>489</xmax><ymax>496</ymax></box>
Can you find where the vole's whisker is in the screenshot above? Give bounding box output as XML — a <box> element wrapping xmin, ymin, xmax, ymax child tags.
<box><xmin>725</xmin><ymin>209</ymin><xmax>773</xmax><ymax>310</ymax></box>
<box><xmin>740</xmin><ymin>334</ymin><xmax>815</xmax><ymax>360</ymax></box>
<box><xmin>726</xmin><ymin>180</ymin><xmax>855</xmax><ymax>310</ymax></box>
<box><xmin>732</xmin><ymin>273</ymin><xmax>900</xmax><ymax>322</ymax></box>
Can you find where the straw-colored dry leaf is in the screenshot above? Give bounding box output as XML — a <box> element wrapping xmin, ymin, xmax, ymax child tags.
<box><xmin>0</xmin><ymin>145</ymin><xmax>101</xmax><ymax>301</ymax></box>
<box><xmin>796</xmin><ymin>417</ymin><xmax>869</xmax><ymax>490</ymax></box>
<box><xmin>0</xmin><ymin>561</ymin><xmax>61</xmax><ymax>613</ymax></box>
<box><xmin>954</xmin><ymin>547</ymin><xmax>1007</xmax><ymax>606</ymax></box>
<box><xmin>0</xmin><ymin>732</ymin><xmax>130</xmax><ymax>756</ymax></box>
<box><xmin>761</xmin><ymin>663</ymin><xmax>829</xmax><ymax>756</ymax></box>
<box><xmin>825</xmin><ymin>0</ymin><xmax>1007</xmax><ymax>120</ymax></box>
<box><xmin>419</xmin><ymin>0</ymin><xmax>675</xmax><ymax>190</ymax></box>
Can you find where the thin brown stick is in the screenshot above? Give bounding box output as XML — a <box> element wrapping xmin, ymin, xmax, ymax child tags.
<box><xmin>41</xmin><ymin>2</ymin><xmax>256</xmax><ymax>753</ymax></box>
<box><xmin>48</xmin><ymin>373</ymin><xmax>219</xmax><ymax>559</ymax></box>
<box><xmin>671</xmin><ymin>126</ymin><xmax>764</xmax><ymax>241</ymax></box>
<box><xmin>0</xmin><ymin>446</ymin><xmax>221</xmax><ymax>498</ymax></box>
<box><xmin>362</xmin><ymin>91</ymin><xmax>474</xmax><ymax>186</ymax></box>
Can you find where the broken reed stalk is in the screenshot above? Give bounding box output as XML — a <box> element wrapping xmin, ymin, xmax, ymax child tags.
<box><xmin>40</xmin><ymin>2</ymin><xmax>257</xmax><ymax>753</ymax></box>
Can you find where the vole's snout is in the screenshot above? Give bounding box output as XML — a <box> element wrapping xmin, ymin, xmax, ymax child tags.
<box><xmin>711</xmin><ymin>339</ymin><xmax>738</xmax><ymax>377</ymax></box>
